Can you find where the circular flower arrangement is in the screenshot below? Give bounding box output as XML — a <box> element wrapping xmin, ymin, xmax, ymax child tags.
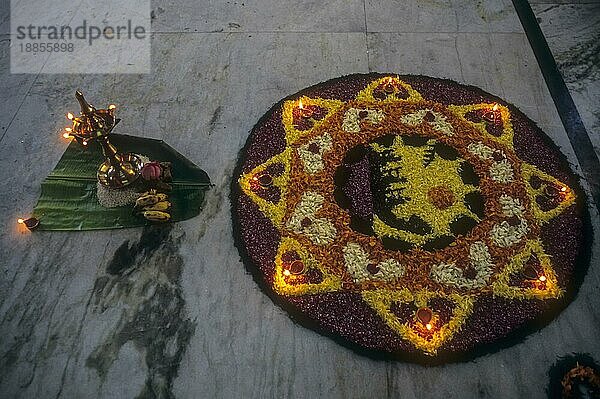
<box><xmin>233</xmin><ymin>74</ymin><xmax>590</xmax><ymax>362</ymax></box>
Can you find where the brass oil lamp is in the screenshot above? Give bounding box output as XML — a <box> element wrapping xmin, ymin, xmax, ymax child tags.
<box><xmin>65</xmin><ymin>91</ymin><xmax>143</xmax><ymax>188</ymax></box>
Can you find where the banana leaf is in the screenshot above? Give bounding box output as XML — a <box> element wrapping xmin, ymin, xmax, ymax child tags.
<box><xmin>32</xmin><ymin>134</ymin><xmax>211</xmax><ymax>230</ymax></box>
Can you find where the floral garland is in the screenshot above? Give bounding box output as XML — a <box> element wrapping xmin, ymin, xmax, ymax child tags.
<box><xmin>547</xmin><ymin>354</ymin><xmax>600</xmax><ymax>399</ymax></box>
<box><xmin>235</xmin><ymin>74</ymin><xmax>586</xmax><ymax>360</ymax></box>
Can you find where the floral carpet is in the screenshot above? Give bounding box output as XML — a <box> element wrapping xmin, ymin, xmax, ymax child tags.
<box><xmin>232</xmin><ymin>74</ymin><xmax>590</xmax><ymax>362</ymax></box>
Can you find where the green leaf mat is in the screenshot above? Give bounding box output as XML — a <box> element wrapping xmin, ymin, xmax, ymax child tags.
<box><xmin>32</xmin><ymin>134</ymin><xmax>211</xmax><ymax>230</ymax></box>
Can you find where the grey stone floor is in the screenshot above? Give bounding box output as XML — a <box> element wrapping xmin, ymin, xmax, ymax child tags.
<box><xmin>531</xmin><ymin>1</ymin><xmax>600</xmax><ymax>155</ymax></box>
<box><xmin>0</xmin><ymin>1</ymin><xmax>599</xmax><ymax>398</ymax></box>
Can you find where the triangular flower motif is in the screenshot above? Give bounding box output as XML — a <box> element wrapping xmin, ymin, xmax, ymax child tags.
<box><xmin>356</xmin><ymin>76</ymin><xmax>422</xmax><ymax>103</ymax></box>
<box><xmin>239</xmin><ymin>148</ymin><xmax>292</xmax><ymax>227</ymax></box>
<box><xmin>492</xmin><ymin>239</ymin><xmax>562</xmax><ymax>300</ymax></box>
<box><xmin>282</xmin><ymin>96</ymin><xmax>344</xmax><ymax>145</ymax></box>
<box><xmin>273</xmin><ymin>237</ymin><xmax>342</xmax><ymax>296</ymax></box>
<box><xmin>448</xmin><ymin>103</ymin><xmax>514</xmax><ymax>148</ymax></box>
<box><xmin>520</xmin><ymin>162</ymin><xmax>576</xmax><ymax>223</ymax></box>
<box><xmin>362</xmin><ymin>289</ymin><xmax>473</xmax><ymax>355</ymax></box>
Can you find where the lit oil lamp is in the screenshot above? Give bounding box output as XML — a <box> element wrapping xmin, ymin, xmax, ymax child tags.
<box><xmin>289</xmin><ymin>260</ymin><xmax>306</xmax><ymax>274</ymax></box>
<box><xmin>62</xmin><ymin>126</ymin><xmax>73</xmax><ymax>139</ymax></box>
<box><xmin>283</xmin><ymin>259</ymin><xmax>306</xmax><ymax>276</ymax></box>
<box><xmin>373</xmin><ymin>77</ymin><xmax>400</xmax><ymax>100</ymax></box>
<box><xmin>543</xmin><ymin>184</ymin><xmax>561</xmax><ymax>197</ymax></box>
<box><xmin>416</xmin><ymin>307</ymin><xmax>433</xmax><ymax>332</ymax></box>
<box><xmin>523</xmin><ymin>260</ymin><xmax>547</xmax><ymax>287</ymax></box>
<box><xmin>65</xmin><ymin>91</ymin><xmax>143</xmax><ymax>188</ymax></box>
<box><xmin>252</xmin><ymin>172</ymin><xmax>273</xmax><ymax>189</ymax></box>
<box><xmin>383</xmin><ymin>77</ymin><xmax>395</xmax><ymax>93</ymax></box>
<box><xmin>534</xmin><ymin>274</ymin><xmax>548</xmax><ymax>289</ymax></box>
<box><xmin>544</xmin><ymin>184</ymin><xmax>569</xmax><ymax>198</ymax></box>
<box><xmin>17</xmin><ymin>217</ymin><xmax>39</xmax><ymax>230</ymax></box>
<box><xmin>482</xmin><ymin>103</ymin><xmax>501</xmax><ymax>124</ymax></box>
<box><xmin>297</xmin><ymin>99</ymin><xmax>314</xmax><ymax>119</ymax></box>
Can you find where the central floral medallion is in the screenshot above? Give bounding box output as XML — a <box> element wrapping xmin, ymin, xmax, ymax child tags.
<box><xmin>338</xmin><ymin>133</ymin><xmax>484</xmax><ymax>252</ymax></box>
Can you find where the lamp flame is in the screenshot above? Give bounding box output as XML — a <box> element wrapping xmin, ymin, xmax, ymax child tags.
<box><xmin>298</xmin><ymin>99</ymin><xmax>304</xmax><ymax>109</ymax></box>
<box><xmin>425</xmin><ymin>323</ymin><xmax>432</xmax><ymax>331</ymax></box>
<box><xmin>17</xmin><ymin>218</ymin><xmax>24</xmax><ymax>224</ymax></box>
<box><xmin>67</xmin><ymin>112</ymin><xmax>74</xmax><ymax>120</ymax></box>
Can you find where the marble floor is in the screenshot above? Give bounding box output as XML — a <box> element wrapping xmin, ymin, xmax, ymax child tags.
<box><xmin>531</xmin><ymin>1</ymin><xmax>600</xmax><ymax>157</ymax></box>
<box><xmin>0</xmin><ymin>1</ymin><xmax>599</xmax><ymax>398</ymax></box>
